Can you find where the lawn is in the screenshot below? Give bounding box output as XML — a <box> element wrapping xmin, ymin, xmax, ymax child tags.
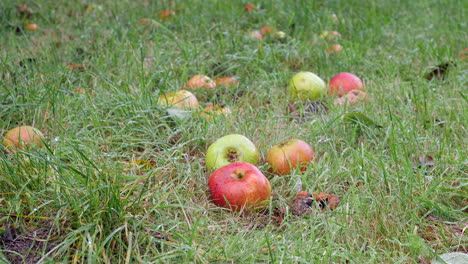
<box><xmin>0</xmin><ymin>0</ymin><xmax>466</xmax><ymax>263</ymax></box>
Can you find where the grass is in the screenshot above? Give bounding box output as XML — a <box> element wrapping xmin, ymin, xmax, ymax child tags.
<box><xmin>0</xmin><ymin>0</ymin><xmax>466</xmax><ymax>263</ymax></box>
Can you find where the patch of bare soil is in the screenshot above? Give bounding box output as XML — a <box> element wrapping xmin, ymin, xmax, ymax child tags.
<box><xmin>0</xmin><ymin>223</ymin><xmax>59</xmax><ymax>264</ymax></box>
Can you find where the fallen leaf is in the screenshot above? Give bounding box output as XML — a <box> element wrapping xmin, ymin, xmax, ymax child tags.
<box><xmin>66</xmin><ymin>63</ymin><xmax>86</xmax><ymax>72</ymax></box>
<box><xmin>460</xmin><ymin>48</ymin><xmax>468</xmax><ymax>59</ymax></box>
<box><xmin>214</xmin><ymin>76</ymin><xmax>239</xmax><ymax>87</ymax></box>
<box><xmin>425</xmin><ymin>61</ymin><xmax>455</xmax><ymax>81</ymax></box>
<box><xmin>16</xmin><ymin>4</ymin><xmax>33</xmax><ymax>19</ymax></box>
<box><xmin>245</xmin><ymin>3</ymin><xmax>257</xmax><ymax>13</ymax></box>
<box><xmin>260</xmin><ymin>245</ymin><xmax>277</xmax><ymax>254</ymax></box>
<box><xmin>159</xmin><ymin>10</ymin><xmax>175</xmax><ymax>20</ymax></box>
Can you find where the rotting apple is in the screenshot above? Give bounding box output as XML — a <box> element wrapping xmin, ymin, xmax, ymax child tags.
<box><xmin>3</xmin><ymin>126</ymin><xmax>45</xmax><ymax>151</ymax></box>
<box><xmin>329</xmin><ymin>72</ymin><xmax>364</xmax><ymax>97</ymax></box>
<box><xmin>157</xmin><ymin>90</ymin><xmax>199</xmax><ymax>109</ymax></box>
<box><xmin>200</xmin><ymin>104</ymin><xmax>231</xmax><ymax>120</ymax></box>
<box><xmin>265</xmin><ymin>139</ymin><xmax>314</xmax><ymax>175</ymax></box>
<box><xmin>208</xmin><ymin>162</ymin><xmax>271</xmax><ymax>211</ymax></box>
<box><xmin>186</xmin><ymin>75</ymin><xmax>216</xmax><ymax>89</ymax></box>
<box><xmin>289</xmin><ymin>71</ymin><xmax>326</xmax><ymax>101</ymax></box>
<box><xmin>205</xmin><ymin>134</ymin><xmax>260</xmax><ymax>171</ymax></box>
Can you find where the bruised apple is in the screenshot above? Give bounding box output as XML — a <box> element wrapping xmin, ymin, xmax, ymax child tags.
<box><xmin>3</xmin><ymin>126</ymin><xmax>45</xmax><ymax>151</ymax></box>
<box><xmin>265</xmin><ymin>139</ymin><xmax>314</xmax><ymax>175</ymax></box>
<box><xmin>329</xmin><ymin>72</ymin><xmax>364</xmax><ymax>97</ymax></box>
<box><xmin>186</xmin><ymin>75</ymin><xmax>216</xmax><ymax>89</ymax></box>
<box><xmin>158</xmin><ymin>90</ymin><xmax>199</xmax><ymax>109</ymax></box>
<box><xmin>200</xmin><ymin>104</ymin><xmax>231</xmax><ymax>120</ymax></box>
<box><xmin>208</xmin><ymin>162</ymin><xmax>271</xmax><ymax>211</ymax></box>
<box><xmin>289</xmin><ymin>72</ymin><xmax>326</xmax><ymax>100</ymax></box>
<box><xmin>205</xmin><ymin>134</ymin><xmax>259</xmax><ymax>171</ymax></box>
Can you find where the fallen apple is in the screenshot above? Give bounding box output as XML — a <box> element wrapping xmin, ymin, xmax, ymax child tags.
<box><xmin>205</xmin><ymin>134</ymin><xmax>260</xmax><ymax>171</ymax></box>
<box><xmin>250</xmin><ymin>30</ymin><xmax>264</xmax><ymax>40</ymax></box>
<box><xmin>159</xmin><ymin>9</ymin><xmax>175</xmax><ymax>20</ymax></box>
<box><xmin>325</xmin><ymin>44</ymin><xmax>343</xmax><ymax>53</ymax></box>
<box><xmin>186</xmin><ymin>75</ymin><xmax>216</xmax><ymax>89</ymax></box>
<box><xmin>200</xmin><ymin>104</ymin><xmax>231</xmax><ymax>120</ymax></box>
<box><xmin>329</xmin><ymin>72</ymin><xmax>364</xmax><ymax>97</ymax></box>
<box><xmin>3</xmin><ymin>126</ymin><xmax>45</xmax><ymax>151</ymax></box>
<box><xmin>265</xmin><ymin>138</ymin><xmax>314</xmax><ymax>175</ymax></box>
<box><xmin>208</xmin><ymin>162</ymin><xmax>271</xmax><ymax>211</ymax></box>
<box><xmin>158</xmin><ymin>90</ymin><xmax>199</xmax><ymax>109</ymax></box>
<box><xmin>24</xmin><ymin>23</ymin><xmax>38</xmax><ymax>32</ymax></box>
<box><xmin>289</xmin><ymin>71</ymin><xmax>326</xmax><ymax>100</ymax></box>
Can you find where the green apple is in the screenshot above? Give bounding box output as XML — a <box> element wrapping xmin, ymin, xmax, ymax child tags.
<box><xmin>205</xmin><ymin>134</ymin><xmax>260</xmax><ymax>171</ymax></box>
<box><xmin>289</xmin><ymin>71</ymin><xmax>326</xmax><ymax>100</ymax></box>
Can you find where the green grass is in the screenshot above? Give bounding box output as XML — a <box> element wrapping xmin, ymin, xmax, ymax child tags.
<box><xmin>0</xmin><ymin>0</ymin><xmax>466</xmax><ymax>263</ymax></box>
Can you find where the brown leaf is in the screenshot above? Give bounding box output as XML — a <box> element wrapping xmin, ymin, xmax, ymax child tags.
<box><xmin>260</xmin><ymin>245</ymin><xmax>277</xmax><ymax>254</ymax></box>
<box><xmin>16</xmin><ymin>4</ymin><xmax>33</xmax><ymax>19</ymax></box>
<box><xmin>66</xmin><ymin>63</ymin><xmax>86</xmax><ymax>72</ymax></box>
<box><xmin>425</xmin><ymin>61</ymin><xmax>454</xmax><ymax>81</ymax></box>
<box><xmin>245</xmin><ymin>3</ymin><xmax>257</xmax><ymax>13</ymax></box>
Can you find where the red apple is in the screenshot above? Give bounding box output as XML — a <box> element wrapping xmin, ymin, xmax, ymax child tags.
<box><xmin>186</xmin><ymin>75</ymin><xmax>216</xmax><ymax>89</ymax></box>
<box><xmin>265</xmin><ymin>139</ymin><xmax>314</xmax><ymax>175</ymax></box>
<box><xmin>3</xmin><ymin>126</ymin><xmax>45</xmax><ymax>151</ymax></box>
<box><xmin>208</xmin><ymin>162</ymin><xmax>271</xmax><ymax>211</ymax></box>
<box><xmin>329</xmin><ymin>72</ymin><xmax>364</xmax><ymax>97</ymax></box>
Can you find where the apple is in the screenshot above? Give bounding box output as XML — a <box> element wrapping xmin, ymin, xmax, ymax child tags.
<box><xmin>265</xmin><ymin>139</ymin><xmax>314</xmax><ymax>175</ymax></box>
<box><xmin>250</xmin><ymin>30</ymin><xmax>264</xmax><ymax>40</ymax></box>
<box><xmin>329</xmin><ymin>72</ymin><xmax>364</xmax><ymax>97</ymax></box>
<box><xmin>208</xmin><ymin>162</ymin><xmax>271</xmax><ymax>211</ymax></box>
<box><xmin>186</xmin><ymin>75</ymin><xmax>216</xmax><ymax>89</ymax></box>
<box><xmin>158</xmin><ymin>90</ymin><xmax>199</xmax><ymax>109</ymax></box>
<box><xmin>200</xmin><ymin>104</ymin><xmax>231</xmax><ymax>120</ymax></box>
<box><xmin>205</xmin><ymin>134</ymin><xmax>260</xmax><ymax>171</ymax></box>
<box><xmin>3</xmin><ymin>126</ymin><xmax>45</xmax><ymax>151</ymax></box>
<box><xmin>289</xmin><ymin>71</ymin><xmax>326</xmax><ymax>100</ymax></box>
<box><xmin>24</xmin><ymin>23</ymin><xmax>38</xmax><ymax>32</ymax></box>
<box><xmin>325</xmin><ymin>44</ymin><xmax>343</xmax><ymax>53</ymax></box>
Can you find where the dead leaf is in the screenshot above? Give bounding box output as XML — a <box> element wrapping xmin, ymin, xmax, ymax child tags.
<box><xmin>245</xmin><ymin>3</ymin><xmax>257</xmax><ymax>12</ymax></box>
<box><xmin>425</xmin><ymin>61</ymin><xmax>454</xmax><ymax>81</ymax></box>
<box><xmin>159</xmin><ymin>10</ymin><xmax>175</xmax><ymax>20</ymax></box>
<box><xmin>460</xmin><ymin>48</ymin><xmax>468</xmax><ymax>59</ymax></box>
<box><xmin>214</xmin><ymin>77</ymin><xmax>239</xmax><ymax>87</ymax></box>
<box><xmin>260</xmin><ymin>245</ymin><xmax>277</xmax><ymax>254</ymax></box>
<box><xmin>66</xmin><ymin>63</ymin><xmax>86</xmax><ymax>72</ymax></box>
<box><xmin>291</xmin><ymin>191</ymin><xmax>341</xmax><ymax>216</ymax></box>
<box><xmin>16</xmin><ymin>4</ymin><xmax>33</xmax><ymax>19</ymax></box>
